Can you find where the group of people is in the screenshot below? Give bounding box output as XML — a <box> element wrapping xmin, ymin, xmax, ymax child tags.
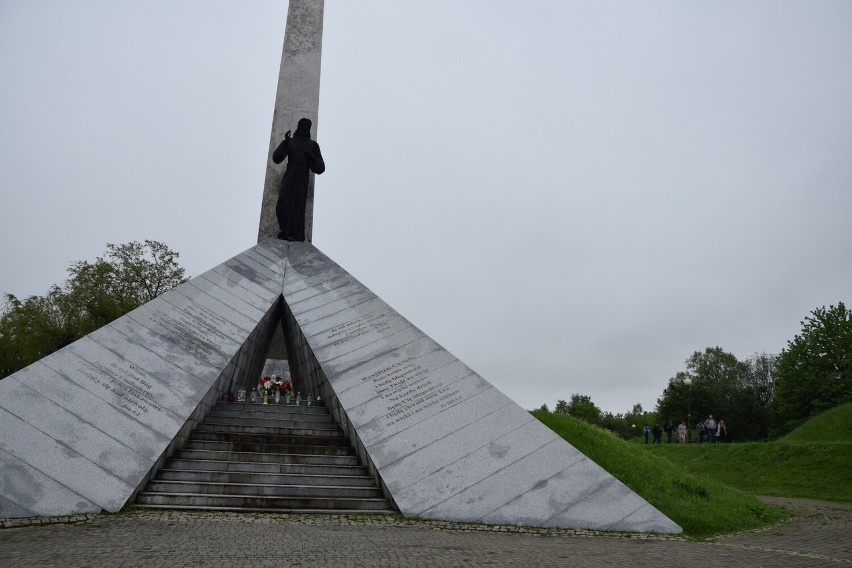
<box><xmin>697</xmin><ymin>414</ymin><xmax>727</xmax><ymax>443</ymax></box>
<box><xmin>643</xmin><ymin>415</ymin><xmax>727</xmax><ymax>444</ymax></box>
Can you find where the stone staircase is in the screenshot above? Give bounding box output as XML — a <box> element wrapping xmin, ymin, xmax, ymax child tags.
<box><xmin>135</xmin><ymin>401</ymin><xmax>393</xmax><ymax>513</ymax></box>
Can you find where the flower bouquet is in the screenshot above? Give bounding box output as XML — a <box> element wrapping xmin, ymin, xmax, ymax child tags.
<box><xmin>276</xmin><ymin>378</ymin><xmax>293</xmax><ymax>404</ymax></box>
<box><xmin>258</xmin><ymin>376</ymin><xmax>273</xmax><ymax>404</ymax></box>
<box><xmin>259</xmin><ymin>376</ymin><xmax>293</xmax><ymax>404</ymax></box>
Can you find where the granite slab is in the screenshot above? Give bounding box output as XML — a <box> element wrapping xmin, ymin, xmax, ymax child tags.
<box><xmin>124</xmin><ymin>303</ymin><xmax>233</xmax><ymax>369</ymax></box>
<box><xmin>188</xmin><ymin>276</ymin><xmax>267</xmax><ymax>320</ymax></box>
<box><xmin>40</xmin><ymin>343</ymin><xmax>188</xmax><ymax>436</ymax></box>
<box><xmin>288</xmin><ymin>285</ymin><xmax>378</xmax><ymax>326</ymax></box>
<box><xmin>0</xmin><ymin>449</ymin><xmax>100</xmax><ymax>517</ymax></box>
<box><xmin>277</xmin><ymin>241</ymin><xmax>681</xmax><ymax>533</ymax></box>
<box><xmin>100</xmin><ymin>315</ymin><xmax>225</xmax><ymax>387</ymax></box>
<box><xmin>211</xmin><ymin>265</ymin><xmax>281</xmax><ymax>305</ymax></box>
<box><xmin>0</xmin><ymin>242</ymin><xmax>286</xmax><ymax>518</ymax></box>
<box><xmin>197</xmin><ymin>268</ymin><xmax>273</xmax><ymax>312</ymax></box>
<box><xmin>161</xmin><ymin>285</ymin><xmax>257</xmax><ymax>337</ymax></box>
<box><xmin>220</xmin><ymin>259</ymin><xmax>283</xmax><ymax>296</ymax></box>
<box><xmin>0</xmin><ymin>378</ymin><xmax>154</xmax><ymax>485</ymax></box>
<box><xmin>325</xmin><ymin>334</ymin><xmax>445</xmax><ymax>396</ymax></box>
<box><xmin>7</xmin><ymin>364</ymin><xmax>170</xmax><ymax>460</ymax></box>
<box><xmin>282</xmin><ymin>265</ymin><xmax>348</xmax><ymax>297</ymax></box>
<box><xmin>0</xmin><ymin>406</ymin><xmax>134</xmax><ymax>511</ymax></box>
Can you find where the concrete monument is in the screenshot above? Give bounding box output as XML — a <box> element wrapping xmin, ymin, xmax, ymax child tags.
<box><xmin>0</xmin><ymin>0</ymin><xmax>680</xmax><ymax>532</ymax></box>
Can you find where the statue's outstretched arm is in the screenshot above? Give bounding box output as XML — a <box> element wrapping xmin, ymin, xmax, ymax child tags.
<box><xmin>272</xmin><ymin>134</ymin><xmax>291</xmax><ymax>164</ymax></box>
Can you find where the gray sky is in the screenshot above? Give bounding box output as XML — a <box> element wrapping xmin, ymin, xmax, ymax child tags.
<box><xmin>1</xmin><ymin>1</ymin><xmax>850</xmax><ymax>415</ymax></box>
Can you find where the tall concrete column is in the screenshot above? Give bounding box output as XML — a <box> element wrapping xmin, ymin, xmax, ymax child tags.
<box><xmin>258</xmin><ymin>0</ymin><xmax>325</xmax><ymax>243</ymax></box>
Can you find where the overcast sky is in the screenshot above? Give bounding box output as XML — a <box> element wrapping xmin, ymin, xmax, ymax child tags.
<box><xmin>1</xmin><ymin>1</ymin><xmax>850</xmax><ymax>415</ymax></box>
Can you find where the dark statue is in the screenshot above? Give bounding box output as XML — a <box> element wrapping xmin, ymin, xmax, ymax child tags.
<box><xmin>272</xmin><ymin>118</ymin><xmax>325</xmax><ymax>241</ymax></box>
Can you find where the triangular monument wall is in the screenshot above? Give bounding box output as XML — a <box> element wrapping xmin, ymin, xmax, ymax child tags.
<box><xmin>0</xmin><ymin>0</ymin><xmax>679</xmax><ymax>532</ymax></box>
<box><xmin>276</xmin><ymin>241</ymin><xmax>680</xmax><ymax>532</ymax></box>
<box><xmin>0</xmin><ymin>242</ymin><xmax>288</xmax><ymax>518</ymax></box>
<box><xmin>1</xmin><ymin>239</ymin><xmax>680</xmax><ymax>532</ymax></box>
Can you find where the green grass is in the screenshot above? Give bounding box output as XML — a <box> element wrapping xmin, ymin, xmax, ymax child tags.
<box><xmin>532</xmin><ymin>411</ymin><xmax>786</xmax><ymax>537</ymax></box>
<box><xmin>651</xmin><ymin>442</ymin><xmax>851</xmax><ymax>502</ymax></box>
<box><xmin>779</xmin><ymin>402</ymin><xmax>852</xmax><ymax>443</ymax></box>
<box><xmin>650</xmin><ymin>405</ymin><xmax>852</xmax><ymax>503</ymax></box>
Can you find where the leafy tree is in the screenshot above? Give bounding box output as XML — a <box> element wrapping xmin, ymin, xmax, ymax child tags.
<box><xmin>564</xmin><ymin>393</ymin><xmax>602</xmax><ymax>425</ymax></box>
<box><xmin>553</xmin><ymin>399</ymin><xmax>569</xmax><ymax>415</ymax></box>
<box><xmin>656</xmin><ymin>347</ymin><xmax>774</xmax><ymax>440</ymax></box>
<box><xmin>0</xmin><ymin>240</ymin><xmax>187</xmax><ymax>378</ymax></box>
<box><xmin>740</xmin><ymin>352</ymin><xmax>776</xmax><ymax>440</ymax></box>
<box><xmin>770</xmin><ymin>302</ymin><xmax>852</xmax><ymax>436</ymax></box>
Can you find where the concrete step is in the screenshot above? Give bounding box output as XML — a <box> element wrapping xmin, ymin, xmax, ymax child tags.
<box><xmin>194</xmin><ymin>423</ymin><xmax>344</xmax><ymax>437</ymax></box>
<box><xmin>215</xmin><ymin>402</ymin><xmax>328</xmax><ymax>415</ymax></box>
<box><xmin>191</xmin><ymin>430</ymin><xmax>352</xmax><ymax>447</ymax></box>
<box><xmin>132</xmin><ymin>504</ymin><xmax>395</xmax><ymax>514</ymax></box>
<box><xmin>157</xmin><ymin>468</ymin><xmax>377</xmax><ymax>487</ymax></box>
<box><xmin>185</xmin><ymin>440</ymin><xmax>354</xmax><ymax>456</ymax></box>
<box><xmin>165</xmin><ymin>459</ymin><xmax>369</xmax><ymax>477</ymax></box>
<box><xmin>209</xmin><ymin>408</ymin><xmax>334</xmax><ymax>423</ymax></box>
<box><xmin>134</xmin><ymin>399</ymin><xmax>391</xmax><ymax>514</ymax></box>
<box><xmin>135</xmin><ymin>492</ymin><xmax>391</xmax><ymax>511</ymax></box>
<box><xmin>146</xmin><ymin>480</ymin><xmax>383</xmax><ymax>499</ymax></box>
<box><xmin>201</xmin><ymin>416</ymin><xmax>342</xmax><ymax>430</ymax></box>
<box><xmin>175</xmin><ymin>449</ymin><xmax>359</xmax><ymax>466</ymax></box>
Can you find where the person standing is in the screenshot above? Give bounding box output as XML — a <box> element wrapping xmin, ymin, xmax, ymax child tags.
<box><xmin>272</xmin><ymin>118</ymin><xmax>325</xmax><ymax>242</ymax></box>
<box><xmin>717</xmin><ymin>419</ymin><xmax>727</xmax><ymax>443</ymax></box>
<box><xmin>697</xmin><ymin>420</ymin><xmax>706</xmax><ymax>444</ymax></box>
<box><xmin>652</xmin><ymin>423</ymin><xmax>662</xmax><ymax>444</ymax></box>
<box><xmin>643</xmin><ymin>425</ymin><xmax>650</xmax><ymax>444</ymax></box>
<box><xmin>664</xmin><ymin>420</ymin><xmax>674</xmax><ymax>443</ymax></box>
<box><xmin>705</xmin><ymin>415</ymin><xmax>717</xmax><ymax>443</ymax></box>
<box><xmin>677</xmin><ymin>420</ymin><xmax>687</xmax><ymax>444</ymax></box>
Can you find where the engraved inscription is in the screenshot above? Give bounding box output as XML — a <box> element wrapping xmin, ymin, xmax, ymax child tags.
<box><xmin>358</xmin><ymin>357</ymin><xmax>461</xmax><ymax>428</ymax></box>
<box><xmin>76</xmin><ymin>359</ymin><xmax>164</xmax><ymax>418</ymax></box>
<box><xmin>325</xmin><ymin>311</ymin><xmax>392</xmax><ymax>347</ymax></box>
<box><xmin>147</xmin><ymin>305</ymin><xmax>231</xmax><ymax>360</ymax></box>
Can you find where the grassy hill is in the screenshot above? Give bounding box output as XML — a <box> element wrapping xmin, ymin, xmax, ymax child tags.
<box><xmin>531</xmin><ymin>410</ymin><xmax>785</xmax><ymax>537</ymax></box>
<box><xmin>778</xmin><ymin>402</ymin><xmax>852</xmax><ymax>443</ymax></box>
<box><xmin>650</xmin><ymin>404</ymin><xmax>852</xmax><ymax>503</ymax></box>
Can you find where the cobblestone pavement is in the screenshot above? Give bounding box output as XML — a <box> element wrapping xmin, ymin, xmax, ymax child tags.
<box><xmin>1</xmin><ymin>497</ymin><xmax>848</xmax><ymax>567</ymax></box>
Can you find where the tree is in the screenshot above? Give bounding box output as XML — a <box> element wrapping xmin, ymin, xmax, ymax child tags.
<box><xmin>741</xmin><ymin>352</ymin><xmax>775</xmax><ymax>440</ymax></box>
<box><xmin>770</xmin><ymin>302</ymin><xmax>852</xmax><ymax>436</ymax></box>
<box><xmin>0</xmin><ymin>240</ymin><xmax>187</xmax><ymax>378</ymax></box>
<box><xmin>655</xmin><ymin>347</ymin><xmax>773</xmax><ymax>441</ymax></box>
<box><xmin>563</xmin><ymin>393</ymin><xmax>602</xmax><ymax>425</ymax></box>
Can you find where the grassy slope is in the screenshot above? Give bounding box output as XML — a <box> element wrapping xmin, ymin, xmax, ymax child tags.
<box><xmin>532</xmin><ymin>411</ymin><xmax>785</xmax><ymax>537</ymax></box>
<box><xmin>653</xmin><ymin>404</ymin><xmax>852</xmax><ymax>503</ymax></box>
<box><xmin>779</xmin><ymin>403</ymin><xmax>852</xmax><ymax>443</ymax></box>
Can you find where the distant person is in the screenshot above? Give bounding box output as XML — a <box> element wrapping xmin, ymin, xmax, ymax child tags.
<box><xmin>664</xmin><ymin>420</ymin><xmax>674</xmax><ymax>443</ymax></box>
<box><xmin>677</xmin><ymin>420</ymin><xmax>687</xmax><ymax>444</ymax></box>
<box><xmin>652</xmin><ymin>423</ymin><xmax>662</xmax><ymax>444</ymax></box>
<box><xmin>272</xmin><ymin>117</ymin><xmax>325</xmax><ymax>242</ymax></box>
<box><xmin>705</xmin><ymin>415</ymin><xmax>717</xmax><ymax>443</ymax></box>
<box><xmin>643</xmin><ymin>424</ymin><xmax>651</xmax><ymax>444</ymax></box>
<box><xmin>697</xmin><ymin>420</ymin><xmax>706</xmax><ymax>444</ymax></box>
<box><xmin>717</xmin><ymin>419</ymin><xmax>727</xmax><ymax>443</ymax></box>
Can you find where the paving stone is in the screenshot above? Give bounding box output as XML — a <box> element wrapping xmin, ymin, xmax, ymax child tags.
<box><xmin>1</xmin><ymin>498</ymin><xmax>848</xmax><ymax>567</ymax></box>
